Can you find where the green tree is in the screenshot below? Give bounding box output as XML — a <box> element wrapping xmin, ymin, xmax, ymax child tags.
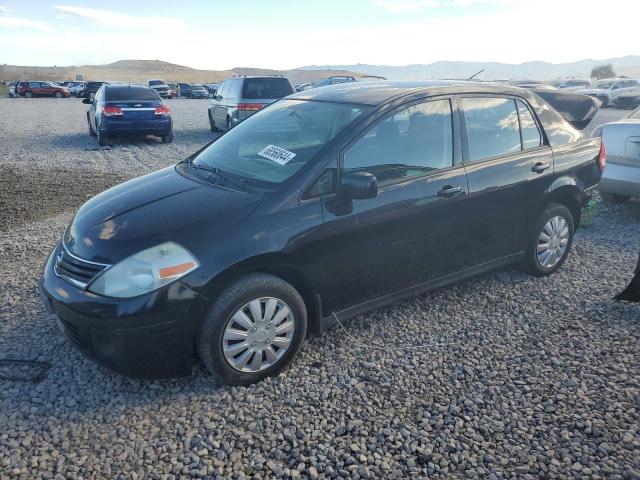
<box><xmin>590</xmin><ymin>64</ymin><xmax>616</xmax><ymax>80</ymax></box>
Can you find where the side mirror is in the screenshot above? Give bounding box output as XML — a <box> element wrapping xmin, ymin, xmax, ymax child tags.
<box><xmin>82</xmin><ymin>98</ymin><xmax>92</xmax><ymax>104</ymax></box>
<box><xmin>338</xmin><ymin>172</ymin><xmax>378</xmax><ymax>200</ymax></box>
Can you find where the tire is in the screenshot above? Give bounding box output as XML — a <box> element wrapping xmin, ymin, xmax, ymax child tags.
<box><xmin>226</xmin><ymin>117</ymin><xmax>232</xmax><ymax>131</ymax></box>
<box><xmin>89</xmin><ymin>92</ymin><xmax>95</xmax><ymax>101</ymax></box>
<box><xmin>97</xmin><ymin>130</ymin><xmax>109</xmax><ymax>147</ymax></box>
<box><xmin>524</xmin><ymin>203</ymin><xmax>574</xmax><ymax>276</ymax></box>
<box><xmin>197</xmin><ymin>273</ymin><xmax>307</xmax><ymax>385</ymax></box>
<box><xmin>601</xmin><ymin>192</ymin><xmax>630</xmax><ymax>204</ymax></box>
<box><xmin>55</xmin><ymin>91</ymin><xmax>63</xmax><ymax>98</ymax></box>
<box><xmin>208</xmin><ymin>111</ymin><xmax>218</xmax><ymax>132</ymax></box>
<box><xmin>25</xmin><ymin>91</ymin><xmax>33</xmax><ymax>98</ymax></box>
<box><xmin>161</xmin><ymin>129</ymin><xmax>173</xmax><ymax>143</ymax></box>
<box><xmin>87</xmin><ymin>113</ymin><xmax>96</xmax><ymax>137</ymax></box>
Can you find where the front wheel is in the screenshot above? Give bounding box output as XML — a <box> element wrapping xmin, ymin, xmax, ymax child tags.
<box><xmin>208</xmin><ymin>111</ymin><xmax>218</xmax><ymax>132</ymax></box>
<box><xmin>524</xmin><ymin>203</ymin><xmax>574</xmax><ymax>276</ymax></box>
<box><xmin>197</xmin><ymin>273</ymin><xmax>307</xmax><ymax>385</ymax></box>
<box><xmin>55</xmin><ymin>91</ymin><xmax>63</xmax><ymax>98</ymax></box>
<box><xmin>25</xmin><ymin>91</ymin><xmax>33</xmax><ymax>98</ymax></box>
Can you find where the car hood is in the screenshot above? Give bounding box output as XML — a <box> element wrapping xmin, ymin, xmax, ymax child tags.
<box><xmin>64</xmin><ymin>165</ymin><xmax>263</xmax><ymax>264</ymax></box>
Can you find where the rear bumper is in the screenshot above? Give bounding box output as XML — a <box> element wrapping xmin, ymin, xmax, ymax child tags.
<box><xmin>600</xmin><ymin>162</ymin><xmax>640</xmax><ymax>197</ymax></box>
<box><xmin>100</xmin><ymin>117</ymin><xmax>172</xmax><ymax>136</ymax></box>
<box><xmin>39</xmin><ymin>242</ymin><xmax>209</xmax><ymax>379</ymax></box>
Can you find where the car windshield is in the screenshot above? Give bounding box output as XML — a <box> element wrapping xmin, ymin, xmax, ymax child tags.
<box><xmin>148</xmin><ymin>80</ymin><xmax>164</xmax><ymax>86</ymax></box>
<box><xmin>106</xmin><ymin>87</ymin><xmax>160</xmax><ymax>101</ymax></box>
<box><xmin>593</xmin><ymin>81</ymin><xmax>613</xmax><ymax>89</ymax></box>
<box><xmin>242</xmin><ymin>78</ymin><xmax>293</xmax><ymax>99</ymax></box>
<box><xmin>192</xmin><ymin>99</ymin><xmax>370</xmax><ymax>189</ymax></box>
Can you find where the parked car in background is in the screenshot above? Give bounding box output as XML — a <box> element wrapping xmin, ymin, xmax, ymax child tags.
<box><xmin>578</xmin><ymin>78</ymin><xmax>640</xmax><ymax>107</ymax></box>
<box><xmin>299</xmin><ymin>75</ymin><xmax>358</xmax><ymax>91</ymax></box>
<box><xmin>18</xmin><ymin>81</ymin><xmax>70</xmax><ymax>98</ymax></box>
<box><xmin>167</xmin><ymin>83</ymin><xmax>178</xmax><ymax>98</ymax></box>
<box><xmin>208</xmin><ymin>75</ymin><xmax>294</xmax><ymax>131</ymax></box>
<box><xmin>592</xmin><ymin>107</ymin><xmax>640</xmax><ymax>203</ymax></box>
<box><xmin>204</xmin><ymin>83</ymin><xmax>219</xmax><ymax>97</ymax></box>
<box><xmin>9</xmin><ymin>81</ymin><xmax>22</xmax><ymax>97</ymax></box>
<box><xmin>188</xmin><ymin>84</ymin><xmax>209</xmax><ymax>99</ymax></box>
<box><xmin>613</xmin><ymin>87</ymin><xmax>640</xmax><ymax>109</ymax></box>
<box><xmin>81</xmin><ymin>81</ymin><xmax>111</xmax><ymax>100</ymax></box>
<box><xmin>84</xmin><ymin>84</ymin><xmax>173</xmax><ymax>146</ymax></box>
<box><xmin>148</xmin><ymin>79</ymin><xmax>172</xmax><ymax>99</ymax></box>
<box><xmin>556</xmin><ymin>79</ymin><xmax>591</xmax><ymax>91</ymax></box>
<box><xmin>177</xmin><ymin>83</ymin><xmax>192</xmax><ymax>97</ymax></box>
<box><xmin>68</xmin><ymin>82</ymin><xmax>86</xmax><ymax>96</ymax></box>
<box><xmin>40</xmin><ymin>81</ymin><xmax>602</xmax><ymax>384</ymax></box>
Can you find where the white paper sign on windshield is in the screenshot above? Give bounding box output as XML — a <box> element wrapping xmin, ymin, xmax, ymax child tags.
<box><xmin>258</xmin><ymin>145</ymin><xmax>297</xmax><ymax>165</ymax></box>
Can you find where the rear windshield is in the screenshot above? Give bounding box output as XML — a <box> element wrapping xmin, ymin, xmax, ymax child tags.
<box><xmin>148</xmin><ymin>80</ymin><xmax>164</xmax><ymax>86</ymax></box>
<box><xmin>242</xmin><ymin>78</ymin><xmax>294</xmax><ymax>99</ymax></box>
<box><xmin>106</xmin><ymin>87</ymin><xmax>160</xmax><ymax>101</ymax></box>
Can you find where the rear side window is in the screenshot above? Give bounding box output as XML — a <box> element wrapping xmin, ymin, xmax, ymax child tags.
<box><xmin>242</xmin><ymin>78</ymin><xmax>294</xmax><ymax>99</ymax></box>
<box><xmin>517</xmin><ymin>100</ymin><xmax>542</xmax><ymax>149</ymax></box>
<box><xmin>461</xmin><ymin>97</ymin><xmax>521</xmax><ymax>162</ymax></box>
<box><xmin>106</xmin><ymin>87</ymin><xmax>160</xmax><ymax>101</ymax></box>
<box><xmin>344</xmin><ymin>99</ymin><xmax>453</xmax><ymax>185</ymax></box>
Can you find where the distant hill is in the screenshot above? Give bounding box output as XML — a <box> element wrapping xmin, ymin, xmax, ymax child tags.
<box><xmin>0</xmin><ymin>59</ymin><xmax>361</xmax><ymax>84</ymax></box>
<box><xmin>300</xmin><ymin>55</ymin><xmax>640</xmax><ymax>81</ymax></box>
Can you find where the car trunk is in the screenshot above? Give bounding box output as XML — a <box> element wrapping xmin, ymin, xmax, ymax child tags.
<box><xmin>108</xmin><ymin>101</ymin><xmax>159</xmax><ymax>121</ymax></box>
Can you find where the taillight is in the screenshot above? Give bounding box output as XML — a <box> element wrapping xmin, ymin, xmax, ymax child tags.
<box><xmin>597</xmin><ymin>141</ymin><xmax>606</xmax><ymax>172</ymax></box>
<box><xmin>102</xmin><ymin>105</ymin><xmax>122</xmax><ymax>117</ymax></box>
<box><xmin>155</xmin><ymin>104</ymin><xmax>170</xmax><ymax>116</ymax></box>
<box><xmin>238</xmin><ymin>103</ymin><xmax>264</xmax><ymax>111</ymax></box>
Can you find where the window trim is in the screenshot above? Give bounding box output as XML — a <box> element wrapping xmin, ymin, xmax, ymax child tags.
<box><xmin>456</xmin><ymin>94</ymin><xmax>549</xmax><ymax>166</ymax></box>
<box><xmin>338</xmin><ymin>96</ymin><xmax>460</xmax><ymax>191</ymax></box>
<box><xmin>515</xmin><ymin>99</ymin><xmax>543</xmax><ymax>151</ymax></box>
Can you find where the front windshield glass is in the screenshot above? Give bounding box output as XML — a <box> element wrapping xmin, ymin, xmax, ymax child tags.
<box><xmin>193</xmin><ymin>99</ymin><xmax>370</xmax><ymax>188</ymax></box>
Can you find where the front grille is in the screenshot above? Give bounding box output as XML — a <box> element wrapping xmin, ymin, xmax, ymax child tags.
<box><xmin>54</xmin><ymin>246</ymin><xmax>109</xmax><ymax>289</ymax></box>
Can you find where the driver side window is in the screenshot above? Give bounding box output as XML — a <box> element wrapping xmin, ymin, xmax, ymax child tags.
<box><xmin>343</xmin><ymin>99</ymin><xmax>453</xmax><ymax>186</ymax></box>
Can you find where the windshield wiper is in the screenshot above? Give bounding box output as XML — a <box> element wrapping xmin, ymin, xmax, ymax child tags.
<box><xmin>188</xmin><ymin>159</ymin><xmax>258</xmax><ymax>194</ymax></box>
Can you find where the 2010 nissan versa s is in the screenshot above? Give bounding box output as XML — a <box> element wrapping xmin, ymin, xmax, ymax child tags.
<box><xmin>39</xmin><ymin>81</ymin><xmax>604</xmax><ymax>385</ymax></box>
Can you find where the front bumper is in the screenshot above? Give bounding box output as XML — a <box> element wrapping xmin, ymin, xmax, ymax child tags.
<box><xmin>39</xmin><ymin>243</ymin><xmax>209</xmax><ymax>379</ymax></box>
<box><xmin>600</xmin><ymin>162</ymin><xmax>640</xmax><ymax>197</ymax></box>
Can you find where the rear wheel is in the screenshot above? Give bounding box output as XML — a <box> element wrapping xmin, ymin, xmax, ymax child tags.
<box><xmin>226</xmin><ymin>117</ymin><xmax>232</xmax><ymax>131</ymax></box>
<box><xmin>208</xmin><ymin>111</ymin><xmax>218</xmax><ymax>132</ymax></box>
<box><xmin>25</xmin><ymin>91</ymin><xmax>33</xmax><ymax>98</ymax></box>
<box><xmin>87</xmin><ymin>113</ymin><xmax>96</xmax><ymax>137</ymax></box>
<box><xmin>197</xmin><ymin>273</ymin><xmax>307</xmax><ymax>385</ymax></box>
<box><xmin>161</xmin><ymin>129</ymin><xmax>174</xmax><ymax>143</ymax></box>
<box><xmin>602</xmin><ymin>192</ymin><xmax>630</xmax><ymax>204</ymax></box>
<box><xmin>525</xmin><ymin>203</ymin><xmax>574</xmax><ymax>276</ymax></box>
<box><xmin>97</xmin><ymin>130</ymin><xmax>109</xmax><ymax>147</ymax></box>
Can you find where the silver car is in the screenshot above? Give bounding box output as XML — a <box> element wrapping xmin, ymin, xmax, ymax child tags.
<box><xmin>578</xmin><ymin>78</ymin><xmax>640</xmax><ymax>108</ymax></box>
<box><xmin>208</xmin><ymin>76</ymin><xmax>294</xmax><ymax>132</ymax></box>
<box><xmin>593</xmin><ymin>107</ymin><xmax>640</xmax><ymax>202</ymax></box>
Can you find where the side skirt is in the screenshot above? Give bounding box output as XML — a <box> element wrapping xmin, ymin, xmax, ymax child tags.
<box><xmin>318</xmin><ymin>252</ymin><xmax>525</xmax><ymax>333</ymax></box>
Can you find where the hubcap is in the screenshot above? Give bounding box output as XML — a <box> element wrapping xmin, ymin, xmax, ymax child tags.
<box><xmin>222</xmin><ymin>297</ymin><xmax>295</xmax><ymax>373</ymax></box>
<box><xmin>536</xmin><ymin>215</ymin><xmax>570</xmax><ymax>268</ymax></box>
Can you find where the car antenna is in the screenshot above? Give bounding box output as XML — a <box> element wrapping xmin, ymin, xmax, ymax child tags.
<box><xmin>468</xmin><ymin>69</ymin><xmax>484</xmax><ymax>80</ymax></box>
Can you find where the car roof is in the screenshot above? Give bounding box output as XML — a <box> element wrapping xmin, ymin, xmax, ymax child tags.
<box><xmin>103</xmin><ymin>84</ymin><xmax>151</xmax><ymax>90</ymax></box>
<box><xmin>289</xmin><ymin>80</ymin><xmax>530</xmax><ymax>106</ymax></box>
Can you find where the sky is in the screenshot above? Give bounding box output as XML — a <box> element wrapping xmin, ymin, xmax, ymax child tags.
<box><xmin>0</xmin><ymin>0</ymin><xmax>638</xmax><ymax>70</ymax></box>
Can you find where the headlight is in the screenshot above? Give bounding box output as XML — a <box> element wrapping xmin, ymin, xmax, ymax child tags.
<box><xmin>88</xmin><ymin>242</ymin><xmax>199</xmax><ymax>298</ymax></box>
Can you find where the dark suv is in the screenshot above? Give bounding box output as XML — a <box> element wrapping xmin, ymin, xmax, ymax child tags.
<box><xmin>81</xmin><ymin>81</ymin><xmax>111</xmax><ymax>100</ymax></box>
<box><xmin>40</xmin><ymin>81</ymin><xmax>602</xmax><ymax>384</ymax></box>
<box><xmin>208</xmin><ymin>76</ymin><xmax>294</xmax><ymax>131</ymax></box>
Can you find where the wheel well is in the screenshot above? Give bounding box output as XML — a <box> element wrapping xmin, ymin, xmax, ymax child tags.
<box><xmin>549</xmin><ymin>188</ymin><xmax>582</xmax><ymax>228</ymax></box>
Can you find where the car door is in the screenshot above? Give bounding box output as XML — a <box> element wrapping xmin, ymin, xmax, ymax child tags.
<box><xmin>90</xmin><ymin>88</ymin><xmax>101</xmax><ymax>132</ymax></box>
<box><xmin>318</xmin><ymin>97</ymin><xmax>472</xmax><ymax>313</ymax></box>
<box><xmin>459</xmin><ymin>95</ymin><xmax>553</xmax><ymax>264</ymax></box>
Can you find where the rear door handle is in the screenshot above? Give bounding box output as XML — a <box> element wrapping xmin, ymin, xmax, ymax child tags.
<box><xmin>532</xmin><ymin>161</ymin><xmax>551</xmax><ymax>173</ymax></box>
<box><xmin>437</xmin><ymin>185</ymin><xmax>464</xmax><ymax>198</ymax></box>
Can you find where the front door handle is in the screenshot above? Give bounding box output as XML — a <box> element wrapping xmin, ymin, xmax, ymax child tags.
<box><xmin>532</xmin><ymin>161</ymin><xmax>551</xmax><ymax>173</ymax></box>
<box><xmin>437</xmin><ymin>185</ymin><xmax>464</xmax><ymax>198</ymax></box>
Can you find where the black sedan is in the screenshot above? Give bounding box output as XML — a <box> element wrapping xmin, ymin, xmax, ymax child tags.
<box><xmin>39</xmin><ymin>81</ymin><xmax>603</xmax><ymax>384</ymax></box>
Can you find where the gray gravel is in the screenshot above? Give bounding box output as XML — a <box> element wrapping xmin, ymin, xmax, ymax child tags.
<box><xmin>1</xmin><ymin>98</ymin><xmax>639</xmax><ymax>479</ymax></box>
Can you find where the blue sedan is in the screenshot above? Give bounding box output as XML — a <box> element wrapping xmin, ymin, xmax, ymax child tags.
<box><xmin>85</xmin><ymin>84</ymin><xmax>173</xmax><ymax>146</ymax></box>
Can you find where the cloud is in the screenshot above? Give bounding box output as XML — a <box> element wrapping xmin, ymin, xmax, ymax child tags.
<box><xmin>0</xmin><ymin>16</ymin><xmax>54</xmax><ymax>32</ymax></box>
<box><xmin>53</xmin><ymin>5</ymin><xmax>185</xmax><ymax>31</ymax></box>
<box><xmin>0</xmin><ymin>6</ymin><xmax>13</xmax><ymax>15</ymax></box>
<box><xmin>373</xmin><ymin>0</ymin><xmax>522</xmax><ymax>12</ymax></box>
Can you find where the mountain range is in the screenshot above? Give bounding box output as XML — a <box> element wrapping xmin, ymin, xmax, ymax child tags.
<box><xmin>300</xmin><ymin>55</ymin><xmax>640</xmax><ymax>81</ymax></box>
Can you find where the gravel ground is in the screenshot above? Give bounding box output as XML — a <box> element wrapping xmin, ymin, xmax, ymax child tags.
<box><xmin>0</xmin><ymin>98</ymin><xmax>639</xmax><ymax>479</ymax></box>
